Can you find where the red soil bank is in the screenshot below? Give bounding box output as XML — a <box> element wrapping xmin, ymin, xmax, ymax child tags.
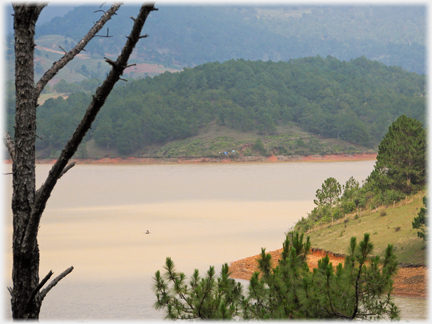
<box><xmin>3</xmin><ymin>153</ymin><xmax>377</xmax><ymax>165</ymax></box>
<box><xmin>228</xmin><ymin>248</ymin><xmax>427</xmax><ymax>298</ymax></box>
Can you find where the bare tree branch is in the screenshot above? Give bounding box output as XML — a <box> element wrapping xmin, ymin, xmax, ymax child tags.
<box><xmin>34</xmin><ymin>3</ymin><xmax>123</xmax><ymax>99</ymax></box>
<box><xmin>58</xmin><ymin>45</ymin><xmax>67</xmax><ymax>54</ymax></box>
<box><xmin>21</xmin><ymin>3</ymin><xmax>157</xmax><ymax>255</ymax></box>
<box><xmin>96</xmin><ymin>27</ymin><xmax>113</xmax><ymax>38</ymax></box>
<box><xmin>4</xmin><ymin>132</ymin><xmax>15</xmax><ymax>162</ymax></box>
<box><xmin>104</xmin><ymin>57</ymin><xmax>117</xmax><ymax>67</ymax></box>
<box><xmin>39</xmin><ymin>266</ymin><xmax>74</xmax><ymax>301</ymax></box>
<box><xmin>10</xmin><ymin>3</ymin><xmax>158</xmax><ymax>318</ymax></box>
<box><xmin>28</xmin><ymin>270</ymin><xmax>53</xmax><ymax>304</ymax></box>
<box><xmin>34</xmin><ymin>161</ymin><xmax>77</xmax><ymax>197</ymax></box>
<box><xmin>59</xmin><ymin>161</ymin><xmax>76</xmax><ymax>179</ymax></box>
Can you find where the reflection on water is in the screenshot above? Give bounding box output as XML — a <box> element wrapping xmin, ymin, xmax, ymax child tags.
<box><xmin>2</xmin><ymin>161</ymin><xmax>427</xmax><ymax>320</ymax></box>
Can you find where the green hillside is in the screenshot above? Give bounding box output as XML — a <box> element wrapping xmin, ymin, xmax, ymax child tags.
<box><xmin>77</xmin><ymin>123</ymin><xmax>373</xmax><ymax>160</ymax></box>
<box><xmin>4</xmin><ymin>57</ymin><xmax>426</xmax><ymax>160</ymax></box>
<box><xmin>293</xmin><ymin>115</ymin><xmax>426</xmax><ymax>265</ymax></box>
<box><xmin>303</xmin><ymin>190</ymin><xmax>426</xmax><ymax>265</ymax></box>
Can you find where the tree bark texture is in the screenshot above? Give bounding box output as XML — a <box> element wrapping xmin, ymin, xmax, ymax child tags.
<box><xmin>12</xmin><ymin>4</ymin><xmax>46</xmax><ymax>319</ymax></box>
<box><xmin>10</xmin><ymin>2</ymin><xmax>156</xmax><ymax>319</ymax></box>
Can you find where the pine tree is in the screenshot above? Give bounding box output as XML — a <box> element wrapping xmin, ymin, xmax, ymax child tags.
<box><xmin>153</xmin><ymin>232</ymin><xmax>400</xmax><ymax>320</ymax></box>
<box><xmin>314</xmin><ymin>177</ymin><xmax>342</xmax><ymax>207</ymax></box>
<box><xmin>370</xmin><ymin>115</ymin><xmax>426</xmax><ymax>195</ymax></box>
<box><xmin>153</xmin><ymin>259</ymin><xmax>243</xmax><ymax>319</ymax></box>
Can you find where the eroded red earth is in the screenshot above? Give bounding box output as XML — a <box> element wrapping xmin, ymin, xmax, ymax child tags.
<box><xmin>228</xmin><ymin>248</ymin><xmax>427</xmax><ymax>298</ymax></box>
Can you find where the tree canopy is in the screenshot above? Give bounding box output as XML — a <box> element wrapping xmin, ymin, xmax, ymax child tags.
<box><xmin>368</xmin><ymin>115</ymin><xmax>426</xmax><ymax>196</ymax></box>
<box><xmin>314</xmin><ymin>177</ymin><xmax>342</xmax><ymax>207</ymax></box>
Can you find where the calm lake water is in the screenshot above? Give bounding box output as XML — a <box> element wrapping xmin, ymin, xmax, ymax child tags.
<box><xmin>2</xmin><ymin>161</ymin><xmax>428</xmax><ymax>320</ymax></box>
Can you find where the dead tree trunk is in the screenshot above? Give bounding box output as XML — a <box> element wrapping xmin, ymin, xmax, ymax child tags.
<box><xmin>11</xmin><ymin>5</ymin><xmax>45</xmax><ymax>319</ymax></box>
<box><xmin>7</xmin><ymin>3</ymin><xmax>157</xmax><ymax>319</ymax></box>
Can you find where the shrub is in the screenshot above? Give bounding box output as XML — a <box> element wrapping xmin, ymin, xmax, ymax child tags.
<box><xmin>341</xmin><ymin>200</ymin><xmax>356</xmax><ymax>214</ymax></box>
<box><xmin>356</xmin><ymin>198</ymin><xmax>365</xmax><ymax>209</ymax></box>
<box><xmin>384</xmin><ymin>190</ymin><xmax>406</xmax><ymax>204</ymax></box>
<box><xmin>332</xmin><ymin>208</ymin><xmax>344</xmax><ymax>220</ymax></box>
<box><xmin>252</xmin><ymin>138</ymin><xmax>266</xmax><ymax>155</ymax></box>
<box><xmin>380</xmin><ymin>210</ymin><xmax>387</xmax><ymax>217</ymax></box>
<box><xmin>243</xmin><ymin>147</ymin><xmax>252</xmax><ymax>156</ymax></box>
<box><xmin>412</xmin><ymin>196</ymin><xmax>427</xmax><ymax>241</ymax></box>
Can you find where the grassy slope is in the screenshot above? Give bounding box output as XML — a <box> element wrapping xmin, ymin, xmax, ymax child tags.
<box><xmin>80</xmin><ymin>122</ymin><xmax>375</xmax><ymax>159</ymax></box>
<box><xmin>304</xmin><ymin>190</ymin><xmax>426</xmax><ymax>265</ymax></box>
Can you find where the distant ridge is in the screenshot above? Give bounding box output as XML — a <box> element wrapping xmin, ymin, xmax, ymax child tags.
<box><xmin>29</xmin><ymin>4</ymin><xmax>427</xmax><ymax>75</ymax></box>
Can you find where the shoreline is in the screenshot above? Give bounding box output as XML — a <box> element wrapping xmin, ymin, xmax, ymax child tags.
<box><xmin>3</xmin><ymin>153</ymin><xmax>377</xmax><ymax>165</ymax></box>
<box><xmin>228</xmin><ymin>248</ymin><xmax>427</xmax><ymax>299</ymax></box>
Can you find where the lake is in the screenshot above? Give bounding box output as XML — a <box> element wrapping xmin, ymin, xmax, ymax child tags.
<box><xmin>2</xmin><ymin>161</ymin><xmax>427</xmax><ymax>320</ymax></box>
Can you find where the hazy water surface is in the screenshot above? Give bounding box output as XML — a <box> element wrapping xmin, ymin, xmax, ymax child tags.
<box><xmin>2</xmin><ymin>161</ymin><xmax>427</xmax><ymax>320</ymax></box>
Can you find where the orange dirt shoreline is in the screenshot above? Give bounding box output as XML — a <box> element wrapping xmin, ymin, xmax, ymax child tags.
<box><xmin>228</xmin><ymin>248</ymin><xmax>427</xmax><ymax>299</ymax></box>
<box><xmin>3</xmin><ymin>153</ymin><xmax>377</xmax><ymax>165</ymax></box>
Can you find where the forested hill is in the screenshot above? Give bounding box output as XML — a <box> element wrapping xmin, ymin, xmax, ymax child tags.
<box><xmin>9</xmin><ymin>56</ymin><xmax>424</xmax><ymax>158</ymax></box>
<box><xmin>36</xmin><ymin>5</ymin><xmax>426</xmax><ymax>74</ymax></box>
<box><xmin>4</xmin><ymin>5</ymin><xmax>426</xmax><ymax>77</ymax></box>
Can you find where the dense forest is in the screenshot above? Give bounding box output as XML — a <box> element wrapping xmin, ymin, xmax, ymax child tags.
<box><xmin>5</xmin><ymin>56</ymin><xmax>425</xmax><ymax>157</ymax></box>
